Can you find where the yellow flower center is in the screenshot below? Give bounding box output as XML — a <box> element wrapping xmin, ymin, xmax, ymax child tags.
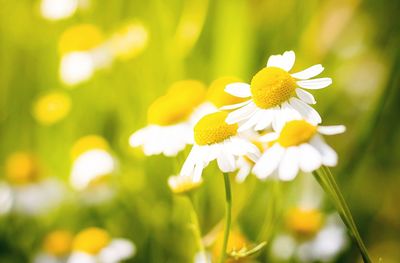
<box><xmin>6</xmin><ymin>152</ymin><xmax>41</xmax><ymax>185</ymax></box>
<box><xmin>43</xmin><ymin>230</ymin><xmax>73</xmax><ymax>256</ymax></box>
<box><xmin>72</xmin><ymin>228</ymin><xmax>111</xmax><ymax>254</ymax></box>
<box><xmin>110</xmin><ymin>22</ymin><xmax>148</xmax><ymax>60</ymax></box>
<box><xmin>33</xmin><ymin>92</ymin><xmax>71</xmax><ymax>125</ymax></box>
<box><xmin>213</xmin><ymin>229</ymin><xmax>249</xmax><ymax>261</ymax></box>
<box><xmin>147</xmin><ymin>80</ymin><xmax>206</xmax><ymax>125</ymax></box>
<box><xmin>194</xmin><ymin>112</ymin><xmax>238</xmax><ymax>145</ymax></box>
<box><xmin>278</xmin><ymin>120</ymin><xmax>317</xmax><ymax>147</ymax></box>
<box><xmin>286</xmin><ymin>207</ymin><xmax>324</xmax><ymax>237</ymax></box>
<box><xmin>168</xmin><ymin>175</ymin><xmax>202</xmax><ymax>194</ymax></box>
<box><xmin>207</xmin><ymin>76</ymin><xmax>247</xmax><ymax>108</ymax></box>
<box><xmin>58</xmin><ymin>24</ymin><xmax>104</xmax><ymax>55</ymax></box>
<box><xmin>250</xmin><ymin>67</ymin><xmax>296</xmax><ymax>108</ymax></box>
<box><xmin>71</xmin><ymin>135</ymin><xmax>110</xmax><ymax>160</ymax></box>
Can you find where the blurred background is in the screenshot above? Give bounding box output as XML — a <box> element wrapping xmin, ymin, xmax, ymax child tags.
<box><xmin>0</xmin><ymin>0</ymin><xmax>399</xmax><ymax>262</ymax></box>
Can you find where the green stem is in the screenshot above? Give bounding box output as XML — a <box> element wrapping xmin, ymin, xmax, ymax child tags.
<box><xmin>219</xmin><ymin>172</ymin><xmax>232</xmax><ymax>263</ymax></box>
<box><xmin>187</xmin><ymin>195</ymin><xmax>206</xmax><ymax>255</ymax></box>
<box><xmin>313</xmin><ymin>166</ymin><xmax>372</xmax><ymax>263</ymax></box>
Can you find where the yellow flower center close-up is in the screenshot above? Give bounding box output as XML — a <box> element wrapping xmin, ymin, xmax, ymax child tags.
<box><xmin>278</xmin><ymin>120</ymin><xmax>317</xmax><ymax>147</ymax></box>
<box><xmin>286</xmin><ymin>207</ymin><xmax>324</xmax><ymax>237</ymax></box>
<box><xmin>250</xmin><ymin>67</ymin><xmax>296</xmax><ymax>109</ymax></box>
<box><xmin>33</xmin><ymin>92</ymin><xmax>71</xmax><ymax>125</ymax></box>
<box><xmin>6</xmin><ymin>152</ymin><xmax>41</xmax><ymax>185</ymax></box>
<box><xmin>58</xmin><ymin>24</ymin><xmax>104</xmax><ymax>55</ymax></box>
<box><xmin>72</xmin><ymin>228</ymin><xmax>111</xmax><ymax>254</ymax></box>
<box><xmin>194</xmin><ymin>112</ymin><xmax>238</xmax><ymax>145</ymax></box>
<box><xmin>43</xmin><ymin>230</ymin><xmax>73</xmax><ymax>256</ymax></box>
<box><xmin>207</xmin><ymin>76</ymin><xmax>247</xmax><ymax>108</ymax></box>
<box><xmin>147</xmin><ymin>80</ymin><xmax>206</xmax><ymax>126</ymax></box>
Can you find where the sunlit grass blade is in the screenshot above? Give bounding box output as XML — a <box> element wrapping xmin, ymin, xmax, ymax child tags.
<box><xmin>313</xmin><ymin>166</ymin><xmax>372</xmax><ymax>263</ymax></box>
<box><xmin>219</xmin><ymin>172</ymin><xmax>232</xmax><ymax>263</ymax></box>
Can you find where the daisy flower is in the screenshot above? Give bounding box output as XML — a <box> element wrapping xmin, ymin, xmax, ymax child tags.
<box><xmin>253</xmin><ymin>119</ymin><xmax>345</xmax><ymax>181</ymax></box>
<box><xmin>271</xmin><ymin>208</ymin><xmax>347</xmax><ymax>263</ymax></box>
<box><xmin>167</xmin><ymin>173</ymin><xmax>203</xmax><ymax>195</ymax></box>
<box><xmin>34</xmin><ymin>230</ymin><xmax>73</xmax><ymax>263</ymax></box>
<box><xmin>179</xmin><ymin>111</ymin><xmax>260</xmax><ymax>181</ymax></box>
<box><xmin>0</xmin><ymin>152</ymin><xmax>65</xmax><ymax>216</ymax></box>
<box><xmin>129</xmin><ymin>80</ymin><xmax>207</xmax><ymax>156</ymax></box>
<box><xmin>68</xmin><ymin>227</ymin><xmax>135</xmax><ymax>263</ymax></box>
<box><xmin>222</xmin><ymin>51</ymin><xmax>332</xmax><ymax>131</ymax></box>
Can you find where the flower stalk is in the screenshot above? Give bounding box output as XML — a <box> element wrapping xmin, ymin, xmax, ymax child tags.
<box><xmin>313</xmin><ymin>166</ymin><xmax>372</xmax><ymax>263</ymax></box>
<box><xmin>219</xmin><ymin>172</ymin><xmax>232</xmax><ymax>263</ymax></box>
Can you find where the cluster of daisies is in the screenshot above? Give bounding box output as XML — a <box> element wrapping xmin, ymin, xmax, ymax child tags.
<box><xmin>34</xmin><ymin>227</ymin><xmax>135</xmax><ymax>263</ymax></box>
<box><xmin>130</xmin><ymin>50</ymin><xmax>345</xmax><ymax>192</ymax></box>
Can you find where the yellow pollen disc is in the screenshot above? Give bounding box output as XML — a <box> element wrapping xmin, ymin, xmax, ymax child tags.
<box><xmin>72</xmin><ymin>228</ymin><xmax>111</xmax><ymax>254</ymax></box>
<box><xmin>194</xmin><ymin>112</ymin><xmax>238</xmax><ymax>145</ymax></box>
<box><xmin>278</xmin><ymin>120</ymin><xmax>317</xmax><ymax>147</ymax></box>
<box><xmin>58</xmin><ymin>24</ymin><xmax>104</xmax><ymax>55</ymax></box>
<box><xmin>33</xmin><ymin>92</ymin><xmax>71</xmax><ymax>125</ymax></box>
<box><xmin>6</xmin><ymin>152</ymin><xmax>41</xmax><ymax>185</ymax></box>
<box><xmin>147</xmin><ymin>80</ymin><xmax>206</xmax><ymax>125</ymax></box>
<box><xmin>286</xmin><ymin>207</ymin><xmax>324</xmax><ymax>237</ymax></box>
<box><xmin>43</xmin><ymin>230</ymin><xmax>73</xmax><ymax>256</ymax></box>
<box><xmin>71</xmin><ymin>135</ymin><xmax>110</xmax><ymax>160</ymax></box>
<box><xmin>206</xmin><ymin>76</ymin><xmax>247</xmax><ymax>108</ymax></box>
<box><xmin>250</xmin><ymin>67</ymin><xmax>296</xmax><ymax>108</ymax></box>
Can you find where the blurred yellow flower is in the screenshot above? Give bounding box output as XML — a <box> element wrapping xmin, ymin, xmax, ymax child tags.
<box><xmin>147</xmin><ymin>80</ymin><xmax>206</xmax><ymax>126</ymax></box>
<box><xmin>213</xmin><ymin>229</ymin><xmax>249</xmax><ymax>262</ymax></box>
<box><xmin>207</xmin><ymin>77</ymin><xmax>247</xmax><ymax>108</ymax></box>
<box><xmin>286</xmin><ymin>207</ymin><xmax>324</xmax><ymax>237</ymax></box>
<box><xmin>70</xmin><ymin>135</ymin><xmax>110</xmax><ymax>160</ymax></box>
<box><xmin>110</xmin><ymin>22</ymin><xmax>149</xmax><ymax>61</ymax></box>
<box><xmin>32</xmin><ymin>92</ymin><xmax>71</xmax><ymax>125</ymax></box>
<box><xmin>43</xmin><ymin>230</ymin><xmax>73</xmax><ymax>256</ymax></box>
<box><xmin>73</xmin><ymin>227</ymin><xmax>111</xmax><ymax>254</ymax></box>
<box><xmin>5</xmin><ymin>152</ymin><xmax>41</xmax><ymax>185</ymax></box>
<box><xmin>168</xmin><ymin>174</ymin><xmax>202</xmax><ymax>194</ymax></box>
<box><xmin>58</xmin><ymin>24</ymin><xmax>104</xmax><ymax>55</ymax></box>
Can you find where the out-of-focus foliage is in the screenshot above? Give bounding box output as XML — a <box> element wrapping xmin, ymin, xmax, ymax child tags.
<box><xmin>0</xmin><ymin>0</ymin><xmax>399</xmax><ymax>262</ymax></box>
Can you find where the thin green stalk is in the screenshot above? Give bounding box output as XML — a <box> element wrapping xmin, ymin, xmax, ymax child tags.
<box><xmin>187</xmin><ymin>195</ymin><xmax>206</xmax><ymax>256</ymax></box>
<box><xmin>219</xmin><ymin>172</ymin><xmax>232</xmax><ymax>263</ymax></box>
<box><xmin>313</xmin><ymin>166</ymin><xmax>372</xmax><ymax>263</ymax></box>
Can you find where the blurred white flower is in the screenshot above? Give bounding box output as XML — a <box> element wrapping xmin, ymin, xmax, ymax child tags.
<box><xmin>40</xmin><ymin>0</ymin><xmax>78</xmax><ymax>21</ymax></box>
<box><xmin>59</xmin><ymin>52</ymin><xmax>95</xmax><ymax>86</ymax></box>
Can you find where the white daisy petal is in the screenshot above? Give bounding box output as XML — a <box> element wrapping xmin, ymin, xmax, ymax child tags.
<box><xmin>297</xmin><ymin>78</ymin><xmax>332</xmax><ymax>90</ymax></box>
<box><xmin>278</xmin><ymin>147</ymin><xmax>300</xmax><ymax>181</ymax></box>
<box><xmin>310</xmin><ymin>135</ymin><xmax>338</xmax><ymax>166</ymax></box>
<box><xmin>296</xmin><ymin>88</ymin><xmax>316</xmax><ymax>104</ymax></box>
<box><xmin>253</xmin><ymin>145</ymin><xmax>285</xmax><ymax>179</ymax></box>
<box><xmin>260</xmin><ymin>132</ymin><xmax>279</xmax><ymax>143</ymax></box>
<box><xmin>238</xmin><ymin>110</ymin><xmax>264</xmax><ymax>132</ymax></box>
<box><xmin>291</xmin><ymin>64</ymin><xmax>324</xmax><ymax>80</ymax></box>
<box><xmin>220</xmin><ymin>100</ymin><xmax>252</xmax><ymax>110</ymax></box>
<box><xmin>225</xmin><ymin>102</ymin><xmax>257</xmax><ymax>124</ymax></box>
<box><xmin>217</xmin><ymin>152</ymin><xmax>236</xmax><ymax>173</ymax></box>
<box><xmin>254</xmin><ymin>109</ymin><xmax>274</xmax><ymax>131</ymax></box>
<box><xmin>317</xmin><ymin>125</ymin><xmax>346</xmax><ymax>135</ymax></box>
<box><xmin>225</xmin><ymin>83</ymin><xmax>251</xmax><ymax>98</ymax></box>
<box><xmin>266</xmin><ymin>51</ymin><xmax>295</xmax><ymax>72</ymax></box>
<box><xmin>298</xmin><ymin>143</ymin><xmax>322</xmax><ymax>173</ymax></box>
<box><xmin>289</xmin><ymin>98</ymin><xmax>321</xmax><ymax>124</ymax></box>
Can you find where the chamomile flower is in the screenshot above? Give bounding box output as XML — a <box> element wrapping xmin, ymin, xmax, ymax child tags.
<box><xmin>168</xmin><ymin>173</ymin><xmax>203</xmax><ymax>195</ymax></box>
<box><xmin>271</xmin><ymin>209</ymin><xmax>347</xmax><ymax>262</ymax></box>
<box><xmin>223</xmin><ymin>51</ymin><xmax>332</xmax><ymax>131</ymax></box>
<box><xmin>253</xmin><ymin>119</ymin><xmax>345</xmax><ymax>181</ymax></box>
<box><xmin>0</xmin><ymin>152</ymin><xmax>65</xmax><ymax>215</ymax></box>
<box><xmin>68</xmin><ymin>228</ymin><xmax>135</xmax><ymax>263</ymax></box>
<box><xmin>34</xmin><ymin>230</ymin><xmax>73</xmax><ymax>263</ymax></box>
<box><xmin>129</xmin><ymin>80</ymin><xmax>207</xmax><ymax>156</ymax></box>
<box><xmin>179</xmin><ymin>111</ymin><xmax>260</xmax><ymax>181</ymax></box>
